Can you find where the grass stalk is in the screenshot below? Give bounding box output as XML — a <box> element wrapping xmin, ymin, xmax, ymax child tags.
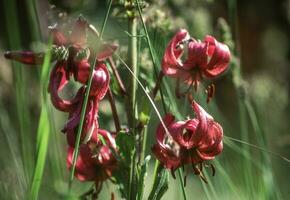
<box><xmin>3</xmin><ymin>0</ymin><xmax>34</xmax><ymax>183</ymax></box>
<box><xmin>135</xmin><ymin>0</ymin><xmax>167</xmax><ymax>114</ymax></box>
<box><xmin>127</xmin><ymin>4</ymin><xmax>138</xmax><ymax>198</ymax></box>
<box><xmin>177</xmin><ymin>169</ymin><xmax>187</xmax><ymax>200</ymax></box>
<box><xmin>29</xmin><ymin>40</ymin><xmax>52</xmax><ymax>200</ymax></box>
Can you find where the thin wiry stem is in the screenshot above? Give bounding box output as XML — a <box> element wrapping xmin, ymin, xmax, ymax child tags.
<box><xmin>135</xmin><ymin>0</ymin><xmax>167</xmax><ymax>114</ymax></box>
<box><xmin>108</xmin><ymin>57</ymin><xmax>127</xmax><ymax>96</ymax></box>
<box><xmin>152</xmin><ymin>71</ymin><xmax>164</xmax><ymax>99</ymax></box>
<box><xmin>106</xmin><ymin>87</ymin><xmax>121</xmax><ymax>132</ymax></box>
<box><xmin>225</xmin><ymin>136</ymin><xmax>290</xmax><ymax>163</ymax></box>
<box><xmin>178</xmin><ymin>168</ymin><xmax>187</xmax><ymax>200</ymax></box>
<box><xmin>100</xmin><ymin>0</ymin><xmax>113</xmax><ymax>40</ymax></box>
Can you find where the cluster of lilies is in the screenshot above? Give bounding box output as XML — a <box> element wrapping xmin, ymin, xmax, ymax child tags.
<box><xmin>5</xmin><ymin>17</ymin><xmax>230</xmax><ymax>195</ymax></box>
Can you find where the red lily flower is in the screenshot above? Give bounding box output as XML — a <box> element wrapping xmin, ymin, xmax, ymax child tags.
<box><xmin>61</xmin><ymin>62</ymin><xmax>110</xmax><ymax>147</ymax></box>
<box><xmin>67</xmin><ymin>129</ymin><xmax>117</xmax><ymax>183</ymax></box>
<box><xmin>152</xmin><ymin>101</ymin><xmax>223</xmax><ymax>178</ymax></box>
<box><xmin>162</xmin><ymin>29</ymin><xmax>230</xmax><ymax>86</ymax></box>
<box><xmin>4</xmin><ymin>16</ymin><xmax>116</xmax><ymax>112</ymax></box>
<box><xmin>62</xmin><ymin>88</ymin><xmax>99</xmax><ymax>147</ymax></box>
<box><xmin>49</xmin><ymin>61</ymin><xmax>110</xmax><ymax>112</ymax></box>
<box><xmin>152</xmin><ymin>114</ymin><xmax>183</xmax><ymax>171</ymax></box>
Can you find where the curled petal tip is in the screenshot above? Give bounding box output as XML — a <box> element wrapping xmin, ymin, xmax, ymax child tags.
<box><xmin>4</xmin><ymin>51</ymin><xmax>11</xmax><ymax>59</ymax></box>
<box><xmin>3</xmin><ymin>51</ymin><xmax>44</xmax><ymax>65</ymax></box>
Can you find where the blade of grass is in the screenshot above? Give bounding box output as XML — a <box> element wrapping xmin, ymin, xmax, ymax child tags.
<box><xmin>29</xmin><ymin>39</ymin><xmax>52</xmax><ymax>200</ymax></box>
<box><xmin>25</xmin><ymin>0</ymin><xmax>42</xmax><ymax>41</ymax></box>
<box><xmin>177</xmin><ymin>169</ymin><xmax>187</xmax><ymax>200</ymax></box>
<box><xmin>0</xmin><ymin>101</ymin><xmax>27</xmax><ymax>198</ymax></box>
<box><xmin>3</xmin><ymin>0</ymin><xmax>34</xmax><ymax>183</ymax></box>
<box><xmin>136</xmin><ymin>0</ymin><xmax>167</xmax><ymax>114</ymax></box>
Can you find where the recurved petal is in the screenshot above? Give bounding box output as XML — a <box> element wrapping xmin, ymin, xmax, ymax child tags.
<box><xmin>169</xmin><ymin>120</ymin><xmax>197</xmax><ymax>149</ymax></box>
<box><xmin>203</xmin><ymin>35</ymin><xmax>230</xmax><ymax>78</ymax></box>
<box><xmin>161</xmin><ymin>29</ymin><xmax>189</xmax><ymax>76</ymax></box>
<box><xmin>67</xmin><ymin>146</ymin><xmax>97</xmax><ymax>181</ymax></box>
<box><xmin>97</xmin><ymin>129</ymin><xmax>117</xmax><ymax>149</ymax></box>
<box><xmin>49</xmin><ymin>26</ymin><xmax>68</xmax><ymax>46</ymax></box>
<box><xmin>4</xmin><ymin>51</ymin><xmax>45</xmax><ymax>65</ymax></box>
<box><xmin>90</xmin><ymin>62</ymin><xmax>110</xmax><ymax>100</ymax></box>
<box><xmin>198</xmin><ymin>121</ymin><xmax>223</xmax><ymax>152</ymax></box>
<box><xmin>197</xmin><ymin>141</ymin><xmax>223</xmax><ymax>161</ymax></box>
<box><xmin>155</xmin><ymin>114</ymin><xmax>175</xmax><ymax>146</ymax></box>
<box><xmin>48</xmin><ymin>62</ymin><xmax>75</xmax><ymax>112</ymax></box>
<box><xmin>152</xmin><ymin>144</ymin><xmax>182</xmax><ymax>171</ymax></box>
<box><xmin>192</xmin><ymin>101</ymin><xmax>212</xmax><ymax>134</ymax></box>
<box><xmin>70</xmin><ymin>16</ymin><xmax>88</xmax><ymax>48</ymax></box>
<box><xmin>74</xmin><ymin>59</ymin><xmax>90</xmax><ymax>84</ymax></box>
<box><xmin>96</xmin><ymin>43</ymin><xmax>118</xmax><ymax>61</ymax></box>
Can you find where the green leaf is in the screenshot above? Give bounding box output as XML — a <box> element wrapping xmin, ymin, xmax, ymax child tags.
<box><xmin>137</xmin><ymin>156</ymin><xmax>151</xmax><ymax>200</ymax></box>
<box><xmin>112</xmin><ymin>131</ymin><xmax>135</xmax><ymax>199</ymax></box>
<box><xmin>139</xmin><ymin>90</ymin><xmax>151</xmax><ymax>126</ymax></box>
<box><xmin>148</xmin><ymin>164</ymin><xmax>169</xmax><ymax>200</ymax></box>
<box><xmin>116</xmin><ymin>131</ymin><xmax>135</xmax><ymax>164</ymax></box>
<box><xmin>30</xmin><ymin>39</ymin><xmax>52</xmax><ymax>200</ymax></box>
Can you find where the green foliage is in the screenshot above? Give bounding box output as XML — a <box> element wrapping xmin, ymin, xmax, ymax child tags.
<box><xmin>113</xmin><ymin>131</ymin><xmax>135</xmax><ymax>199</ymax></box>
<box><xmin>148</xmin><ymin>163</ymin><xmax>169</xmax><ymax>200</ymax></box>
<box><xmin>30</xmin><ymin>39</ymin><xmax>52</xmax><ymax>200</ymax></box>
<box><xmin>136</xmin><ymin>155</ymin><xmax>151</xmax><ymax>200</ymax></box>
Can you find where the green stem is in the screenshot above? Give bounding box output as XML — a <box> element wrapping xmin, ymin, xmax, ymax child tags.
<box><xmin>135</xmin><ymin>0</ymin><xmax>167</xmax><ymax>114</ymax></box>
<box><xmin>178</xmin><ymin>168</ymin><xmax>187</xmax><ymax>200</ymax></box>
<box><xmin>126</xmin><ymin>16</ymin><xmax>138</xmax><ymax>128</ymax></box>
<box><xmin>140</xmin><ymin>125</ymin><xmax>148</xmax><ymax>162</ymax></box>
<box><xmin>3</xmin><ymin>0</ymin><xmax>34</xmax><ymax>183</ymax></box>
<box><xmin>150</xmin><ymin>160</ymin><xmax>160</xmax><ymax>193</ymax></box>
<box><xmin>100</xmin><ymin>0</ymin><xmax>113</xmax><ymax>40</ymax></box>
<box><xmin>69</xmin><ymin>57</ymin><xmax>98</xmax><ymax>188</ymax></box>
<box><xmin>106</xmin><ymin>88</ymin><xmax>121</xmax><ymax>132</ymax></box>
<box><xmin>127</xmin><ymin>8</ymin><xmax>138</xmax><ymax>198</ymax></box>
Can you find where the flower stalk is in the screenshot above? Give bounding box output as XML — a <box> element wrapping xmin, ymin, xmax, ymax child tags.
<box><xmin>106</xmin><ymin>87</ymin><xmax>121</xmax><ymax>132</ymax></box>
<box><xmin>126</xmin><ymin>16</ymin><xmax>138</xmax><ymax>128</ymax></box>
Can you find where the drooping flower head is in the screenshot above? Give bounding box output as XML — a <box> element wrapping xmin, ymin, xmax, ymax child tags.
<box><xmin>152</xmin><ymin>101</ymin><xmax>223</xmax><ymax>181</ymax></box>
<box><xmin>4</xmin><ymin>16</ymin><xmax>116</xmax><ymax>112</ymax></box>
<box><xmin>67</xmin><ymin>129</ymin><xmax>117</xmax><ymax>190</ymax></box>
<box><xmin>162</xmin><ymin>29</ymin><xmax>230</xmax><ymax>87</ymax></box>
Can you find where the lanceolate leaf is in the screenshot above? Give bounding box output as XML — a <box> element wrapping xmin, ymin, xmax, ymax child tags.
<box><xmin>148</xmin><ymin>164</ymin><xmax>169</xmax><ymax>200</ymax></box>
<box><xmin>116</xmin><ymin>131</ymin><xmax>135</xmax><ymax>164</ymax></box>
<box><xmin>113</xmin><ymin>131</ymin><xmax>135</xmax><ymax>199</ymax></box>
<box><xmin>137</xmin><ymin>155</ymin><xmax>151</xmax><ymax>200</ymax></box>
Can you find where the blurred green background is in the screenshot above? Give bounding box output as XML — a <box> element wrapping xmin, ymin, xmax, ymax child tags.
<box><xmin>0</xmin><ymin>0</ymin><xmax>289</xmax><ymax>199</ymax></box>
